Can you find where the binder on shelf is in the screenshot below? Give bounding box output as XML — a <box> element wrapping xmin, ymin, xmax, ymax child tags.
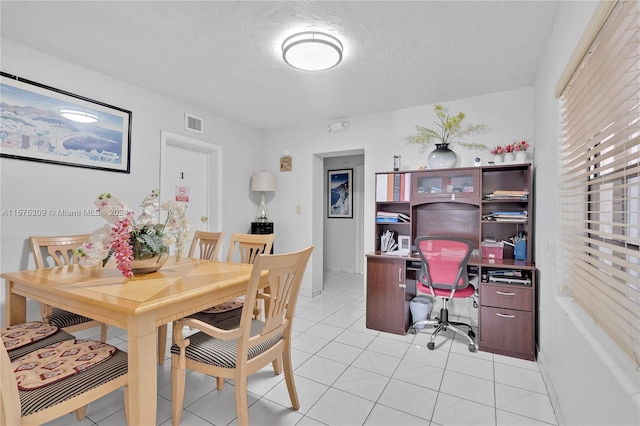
<box><xmin>393</xmin><ymin>173</ymin><xmax>401</xmax><ymax>201</ymax></box>
<box><xmin>376</xmin><ymin>174</ymin><xmax>388</xmax><ymax>202</ymax></box>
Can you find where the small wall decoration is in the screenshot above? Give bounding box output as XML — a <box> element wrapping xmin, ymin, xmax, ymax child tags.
<box><xmin>328</xmin><ymin>168</ymin><xmax>353</xmax><ymax>218</ymax></box>
<box><xmin>0</xmin><ymin>72</ymin><xmax>132</xmax><ymax>173</ymax></box>
<box><xmin>280</xmin><ymin>155</ymin><xmax>292</xmax><ymax>171</ymax></box>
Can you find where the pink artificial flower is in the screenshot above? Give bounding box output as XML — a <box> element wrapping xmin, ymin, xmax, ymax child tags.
<box><xmin>111</xmin><ymin>214</ymin><xmax>134</xmax><ymax>278</ymax></box>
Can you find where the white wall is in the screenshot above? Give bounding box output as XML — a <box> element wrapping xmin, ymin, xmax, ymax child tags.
<box><xmin>0</xmin><ymin>38</ymin><xmax>263</xmax><ymax>325</ymax></box>
<box><xmin>532</xmin><ymin>1</ymin><xmax>639</xmax><ymax>425</ymax></box>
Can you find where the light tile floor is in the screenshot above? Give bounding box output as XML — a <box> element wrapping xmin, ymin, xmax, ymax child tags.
<box><xmin>44</xmin><ymin>270</ymin><xmax>558</xmax><ymax>426</ymax></box>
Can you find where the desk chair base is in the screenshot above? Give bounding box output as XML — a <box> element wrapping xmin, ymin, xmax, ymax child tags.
<box><xmin>410</xmin><ymin>305</ymin><xmax>477</xmax><ymax>353</ymax></box>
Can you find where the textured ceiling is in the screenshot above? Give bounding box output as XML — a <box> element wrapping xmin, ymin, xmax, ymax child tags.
<box><xmin>0</xmin><ymin>1</ymin><xmax>560</xmax><ymax>130</ymax></box>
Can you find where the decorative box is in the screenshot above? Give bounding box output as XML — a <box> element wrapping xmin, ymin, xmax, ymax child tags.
<box><xmin>481</xmin><ymin>241</ymin><xmax>504</xmax><ymax>259</ymax></box>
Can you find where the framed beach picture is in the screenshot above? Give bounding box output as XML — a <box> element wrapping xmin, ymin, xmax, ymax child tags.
<box><xmin>328</xmin><ymin>168</ymin><xmax>353</xmax><ymax>218</ymax></box>
<box><xmin>0</xmin><ymin>72</ymin><xmax>132</xmax><ymax>173</ymax></box>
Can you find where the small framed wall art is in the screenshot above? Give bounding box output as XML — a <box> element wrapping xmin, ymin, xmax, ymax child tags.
<box><xmin>328</xmin><ymin>168</ymin><xmax>353</xmax><ymax>218</ymax></box>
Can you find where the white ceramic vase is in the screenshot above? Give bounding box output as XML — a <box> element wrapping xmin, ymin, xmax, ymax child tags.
<box><xmin>504</xmin><ymin>152</ymin><xmax>515</xmax><ymax>162</ymax></box>
<box><xmin>516</xmin><ymin>151</ymin><xmax>528</xmax><ymax>163</ymax></box>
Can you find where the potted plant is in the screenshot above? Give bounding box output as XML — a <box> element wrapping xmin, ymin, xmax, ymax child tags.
<box><xmin>514</xmin><ymin>140</ymin><xmax>530</xmax><ymax>162</ymax></box>
<box><xmin>406</xmin><ymin>104</ymin><xmax>489</xmax><ymax>168</ymax></box>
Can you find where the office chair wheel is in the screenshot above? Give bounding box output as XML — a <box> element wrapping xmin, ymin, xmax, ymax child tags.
<box><xmin>468</xmin><ymin>344</ymin><xmax>477</xmax><ymax>352</ymax></box>
<box><xmin>409</xmin><ymin>326</ymin><xmax>417</xmax><ymax>335</ymax></box>
<box><xmin>427</xmin><ymin>342</ymin><xmax>435</xmax><ymax>350</ymax></box>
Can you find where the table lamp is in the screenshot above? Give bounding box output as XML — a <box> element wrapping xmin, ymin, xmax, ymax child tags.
<box><xmin>251</xmin><ymin>171</ymin><xmax>276</xmax><ymax>222</ymax></box>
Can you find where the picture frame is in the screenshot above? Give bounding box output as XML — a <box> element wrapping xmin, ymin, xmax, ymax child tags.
<box><xmin>328</xmin><ymin>168</ymin><xmax>353</xmax><ymax>218</ymax></box>
<box><xmin>0</xmin><ymin>72</ymin><xmax>132</xmax><ymax>173</ymax></box>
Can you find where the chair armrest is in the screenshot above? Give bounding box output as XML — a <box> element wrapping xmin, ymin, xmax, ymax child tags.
<box><xmin>173</xmin><ymin>317</ymin><xmax>243</xmax><ymax>348</ymax></box>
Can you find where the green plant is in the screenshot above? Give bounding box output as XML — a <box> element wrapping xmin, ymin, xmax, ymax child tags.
<box><xmin>406</xmin><ymin>104</ymin><xmax>489</xmax><ymax>149</ymax></box>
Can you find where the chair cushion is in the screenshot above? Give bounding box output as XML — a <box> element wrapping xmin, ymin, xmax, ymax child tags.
<box><xmin>418</xmin><ymin>282</ymin><xmax>476</xmax><ymax>298</ymax></box>
<box><xmin>48</xmin><ymin>308</ymin><xmax>95</xmax><ymax>328</ymax></box>
<box><xmin>18</xmin><ymin>349</ymin><xmax>128</xmax><ymax>417</ymax></box>
<box><xmin>5</xmin><ymin>331</ymin><xmax>76</xmax><ymax>363</ymax></box>
<box><xmin>170</xmin><ymin>319</ymin><xmax>282</xmax><ymax>368</ymax></box>
<box><xmin>2</xmin><ymin>322</ymin><xmax>60</xmax><ymax>350</ymax></box>
<box><xmin>200</xmin><ymin>299</ymin><xmax>243</xmax><ymax>314</ymax></box>
<box><xmin>188</xmin><ymin>303</ymin><xmax>244</xmax><ymax>329</ymax></box>
<box><xmin>13</xmin><ymin>339</ymin><xmax>117</xmax><ymax>390</ymax></box>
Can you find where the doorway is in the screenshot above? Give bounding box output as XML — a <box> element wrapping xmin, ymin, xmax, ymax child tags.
<box><xmin>322</xmin><ymin>152</ymin><xmax>365</xmax><ymax>275</ymax></box>
<box><xmin>160</xmin><ymin>131</ymin><xmax>223</xmax><ymax>233</ymax></box>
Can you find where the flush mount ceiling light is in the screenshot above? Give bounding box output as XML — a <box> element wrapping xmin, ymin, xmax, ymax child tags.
<box><xmin>59</xmin><ymin>109</ymin><xmax>99</xmax><ymax>123</ymax></box>
<box><xmin>282</xmin><ymin>31</ymin><xmax>343</xmax><ymax>71</ymax></box>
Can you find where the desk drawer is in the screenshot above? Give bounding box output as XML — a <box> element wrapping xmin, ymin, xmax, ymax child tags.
<box><xmin>480</xmin><ymin>283</ymin><xmax>532</xmax><ymax>311</ymax></box>
<box><xmin>479</xmin><ymin>306</ymin><xmax>534</xmax><ymax>356</ymax></box>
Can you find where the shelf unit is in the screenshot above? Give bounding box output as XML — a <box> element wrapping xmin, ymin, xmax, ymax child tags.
<box><xmin>367</xmin><ymin>163</ymin><xmax>536</xmax><ymax>360</ymax></box>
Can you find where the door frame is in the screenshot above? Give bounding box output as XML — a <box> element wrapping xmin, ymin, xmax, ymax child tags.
<box><xmin>160</xmin><ymin>131</ymin><xmax>223</xmax><ymax>232</ymax></box>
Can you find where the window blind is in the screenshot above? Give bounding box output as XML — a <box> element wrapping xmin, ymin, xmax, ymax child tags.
<box><xmin>559</xmin><ymin>0</ymin><xmax>639</xmax><ymax>367</ymax></box>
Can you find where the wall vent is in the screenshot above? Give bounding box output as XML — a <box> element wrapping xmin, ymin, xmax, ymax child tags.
<box><xmin>185</xmin><ymin>113</ymin><xmax>204</xmax><ymax>134</ymax></box>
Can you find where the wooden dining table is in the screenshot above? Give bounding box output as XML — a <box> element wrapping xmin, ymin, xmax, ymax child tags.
<box><xmin>2</xmin><ymin>257</ymin><xmax>266</xmax><ymax>425</ymax></box>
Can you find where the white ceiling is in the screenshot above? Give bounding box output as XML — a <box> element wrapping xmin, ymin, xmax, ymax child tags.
<box><xmin>0</xmin><ymin>1</ymin><xmax>560</xmax><ymax>130</ymax></box>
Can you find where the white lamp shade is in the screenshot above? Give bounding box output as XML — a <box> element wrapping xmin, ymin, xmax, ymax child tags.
<box><xmin>251</xmin><ymin>171</ymin><xmax>276</xmax><ymax>192</ymax></box>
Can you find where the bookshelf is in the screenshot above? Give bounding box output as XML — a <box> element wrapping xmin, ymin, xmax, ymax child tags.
<box><xmin>368</xmin><ymin>163</ymin><xmax>537</xmax><ymax>360</ymax></box>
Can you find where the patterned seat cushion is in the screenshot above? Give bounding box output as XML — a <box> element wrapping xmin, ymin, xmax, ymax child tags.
<box><xmin>171</xmin><ymin>319</ymin><xmax>282</xmax><ymax>368</ymax></box>
<box><xmin>13</xmin><ymin>339</ymin><xmax>117</xmax><ymax>390</ymax></box>
<box><xmin>200</xmin><ymin>299</ymin><xmax>243</xmax><ymax>314</ymax></box>
<box><xmin>188</xmin><ymin>305</ymin><xmax>243</xmax><ymax>329</ymax></box>
<box><xmin>48</xmin><ymin>308</ymin><xmax>95</xmax><ymax>328</ymax></box>
<box><xmin>2</xmin><ymin>322</ymin><xmax>59</xmax><ymax>350</ymax></box>
<box><xmin>18</xmin><ymin>349</ymin><xmax>128</xmax><ymax>417</ymax></box>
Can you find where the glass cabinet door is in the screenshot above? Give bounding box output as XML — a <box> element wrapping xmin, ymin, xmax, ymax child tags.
<box><xmin>412</xmin><ymin>169</ymin><xmax>480</xmax><ymax>202</ymax></box>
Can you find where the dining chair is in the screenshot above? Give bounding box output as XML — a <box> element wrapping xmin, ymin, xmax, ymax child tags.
<box><xmin>29</xmin><ymin>235</ymin><xmax>109</xmax><ymax>342</ymax></box>
<box><xmin>1</xmin><ymin>329</ymin><xmax>129</xmax><ymax>425</ymax></box>
<box><xmin>157</xmin><ymin>231</ymin><xmax>226</xmax><ymax>365</ymax></box>
<box><xmin>188</xmin><ymin>230</ymin><xmax>226</xmax><ymax>261</ymax></box>
<box><xmin>171</xmin><ymin>245</ymin><xmax>313</xmax><ymax>426</ymax></box>
<box><xmin>225</xmin><ymin>232</ymin><xmax>274</xmax><ymax>263</ymax></box>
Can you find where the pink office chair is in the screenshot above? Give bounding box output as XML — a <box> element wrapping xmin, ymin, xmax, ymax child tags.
<box><xmin>410</xmin><ymin>236</ymin><xmax>477</xmax><ymax>352</ymax></box>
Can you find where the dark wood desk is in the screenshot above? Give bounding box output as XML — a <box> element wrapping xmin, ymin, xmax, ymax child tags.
<box><xmin>366</xmin><ymin>252</ymin><xmax>536</xmax><ymax>360</ymax></box>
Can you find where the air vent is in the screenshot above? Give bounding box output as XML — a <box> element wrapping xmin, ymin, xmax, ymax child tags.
<box><xmin>185</xmin><ymin>113</ymin><xmax>204</xmax><ymax>134</ymax></box>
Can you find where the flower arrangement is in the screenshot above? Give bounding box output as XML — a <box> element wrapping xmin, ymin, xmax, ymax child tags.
<box><xmin>491</xmin><ymin>140</ymin><xmax>530</xmax><ymax>155</ymax></box>
<box><xmin>490</xmin><ymin>145</ymin><xmax>505</xmax><ymax>156</ymax></box>
<box><xmin>75</xmin><ymin>189</ymin><xmax>190</xmax><ymax>278</ymax></box>
<box><xmin>405</xmin><ymin>104</ymin><xmax>489</xmax><ymax>149</ymax></box>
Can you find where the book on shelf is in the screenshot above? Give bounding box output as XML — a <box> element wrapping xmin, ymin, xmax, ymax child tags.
<box><xmin>485</xmin><ymin>210</ymin><xmax>527</xmax><ymax>221</ymax></box>
<box><xmin>376</xmin><ymin>173</ymin><xmax>411</xmax><ymax>202</ymax></box>
<box><xmin>376</xmin><ymin>211</ymin><xmax>409</xmax><ymax>222</ymax></box>
<box><xmin>485</xmin><ymin>190</ymin><xmax>529</xmax><ymax>201</ymax></box>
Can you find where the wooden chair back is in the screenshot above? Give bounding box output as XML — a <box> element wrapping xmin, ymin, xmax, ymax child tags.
<box><xmin>29</xmin><ymin>234</ymin><xmax>91</xmax><ymax>268</ymax></box>
<box><xmin>188</xmin><ymin>231</ymin><xmax>225</xmax><ymax>261</ymax></box>
<box><xmin>0</xmin><ymin>342</ymin><xmax>21</xmax><ymax>425</ymax></box>
<box><xmin>225</xmin><ymin>232</ymin><xmax>274</xmax><ymax>264</ymax></box>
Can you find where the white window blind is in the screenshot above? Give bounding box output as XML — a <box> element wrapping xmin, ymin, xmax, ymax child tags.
<box><xmin>559</xmin><ymin>0</ymin><xmax>639</xmax><ymax>367</ymax></box>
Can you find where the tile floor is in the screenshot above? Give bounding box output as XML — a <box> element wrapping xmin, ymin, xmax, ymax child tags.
<box><xmin>44</xmin><ymin>270</ymin><xmax>558</xmax><ymax>426</ymax></box>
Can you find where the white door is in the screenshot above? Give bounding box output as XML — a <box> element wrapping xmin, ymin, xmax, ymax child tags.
<box><xmin>160</xmin><ymin>131</ymin><xmax>223</xmax><ymax>236</ymax></box>
<box><xmin>162</xmin><ymin>145</ymin><xmax>208</xmax><ymax>232</ymax></box>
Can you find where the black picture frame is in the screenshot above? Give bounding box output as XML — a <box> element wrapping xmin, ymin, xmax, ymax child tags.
<box><xmin>0</xmin><ymin>71</ymin><xmax>132</xmax><ymax>173</ymax></box>
<box><xmin>328</xmin><ymin>168</ymin><xmax>353</xmax><ymax>218</ymax></box>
